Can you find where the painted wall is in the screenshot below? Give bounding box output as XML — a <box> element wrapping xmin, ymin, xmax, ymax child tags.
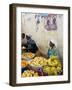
<box><xmin>22</xmin><ymin>13</ymin><xmax>63</xmax><ymax>59</ymax></box>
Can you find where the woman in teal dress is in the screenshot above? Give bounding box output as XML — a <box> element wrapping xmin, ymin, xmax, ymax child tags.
<box><xmin>47</xmin><ymin>40</ymin><xmax>58</xmax><ymax>58</ymax></box>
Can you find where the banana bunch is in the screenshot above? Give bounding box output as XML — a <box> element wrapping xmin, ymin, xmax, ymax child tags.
<box><xmin>43</xmin><ymin>56</ymin><xmax>62</xmax><ymax>75</ymax></box>
<box><xmin>22</xmin><ymin>70</ymin><xmax>39</xmax><ymax>77</ymax></box>
<box><xmin>43</xmin><ymin>66</ymin><xmax>57</xmax><ymax>75</ymax></box>
<box><xmin>47</xmin><ymin>56</ymin><xmax>61</xmax><ymax>67</ymax></box>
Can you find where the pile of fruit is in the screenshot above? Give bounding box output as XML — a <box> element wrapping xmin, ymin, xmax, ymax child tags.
<box><xmin>21</xmin><ymin>60</ymin><xmax>29</xmax><ymax>67</ymax></box>
<box><xmin>22</xmin><ymin>70</ymin><xmax>39</xmax><ymax>77</ymax></box>
<box><xmin>43</xmin><ymin>56</ymin><xmax>62</xmax><ymax>75</ymax></box>
<box><xmin>21</xmin><ymin>56</ymin><xmax>62</xmax><ymax>77</ymax></box>
<box><xmin>22</xmin><ymin>52</ymin><xmax>35</xmax><ymax>59</ymax></box>
<box><xmin>29</xmin><ymin>56</ymin><xmax>48</xmax><ymax>67</ymax></box>
<box><xmin>29</xmin><ymin>56</ymin><xmax>62</xmax><ymax>75</ymax></box>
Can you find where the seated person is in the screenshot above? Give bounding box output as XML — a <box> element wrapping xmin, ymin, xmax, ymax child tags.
<box><xmin>26</xmin><ymin>35</ymin><xmax>38</xmax><ymax>53</ymax></box>
<box><xmin>47</xmin><ymin>40</ymin><xmax>58</xmax><ymax>58</ymax></box>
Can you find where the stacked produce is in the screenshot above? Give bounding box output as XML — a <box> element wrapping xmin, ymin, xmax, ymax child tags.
<box><xmin>21</xmin><ymin>60</ymin><xmax>29</xmax><ymax>67</ymax></box>
<box><xmin>21</xmin><ymin>52</ymin><xmax>35</xmax><ymax>59</ymax></box>
<box><xmin>29</xmin><ymin>56</ymin><xmax>48</xmax><ymax>67</ymax></box>
<box><xmin>22</xmin><ymin>70</ymin><xmax>39</xmax><ymax>77</ymax></box>
<box><xmin>21</xmin><ymin>53</ymin><xmax>62</xmax><ymax>77</ymax></box>
<box><xmin>30</xmin><ymin>56</ymin><xmax>62</xmax><ymax>75</ymax></box>
<box><xmin>43</xmin><ymin>56</ymin><xmax>62</xmax><ymax>75</ymax></box>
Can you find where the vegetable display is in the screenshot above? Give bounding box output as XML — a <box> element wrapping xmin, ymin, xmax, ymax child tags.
<box><xmin>21</xmin><ymin>53</ymin><xmax>62</xmax><ymax>77</ymax></box>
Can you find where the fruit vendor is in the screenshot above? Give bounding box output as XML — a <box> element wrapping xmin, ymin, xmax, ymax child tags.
<box><xmin>26</xmin><ymin>35</ymin><xmax>38</xmax><ymax>53</ymax></box>
<box><xmin>47</xmin><ymin>40</ymin><xmax>58</xmax><ymax>58</ymax></box>
<box><xmin>21</xmin><ymin>33</ymin><xmax>38</xmax><ymax>53</ymax></box>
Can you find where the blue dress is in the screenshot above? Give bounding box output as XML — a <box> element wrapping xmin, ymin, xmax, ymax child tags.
<box><xmin>47</xmin><ymin>48</ymin><xmax>57</xmax><ymax>57</ymax></box>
